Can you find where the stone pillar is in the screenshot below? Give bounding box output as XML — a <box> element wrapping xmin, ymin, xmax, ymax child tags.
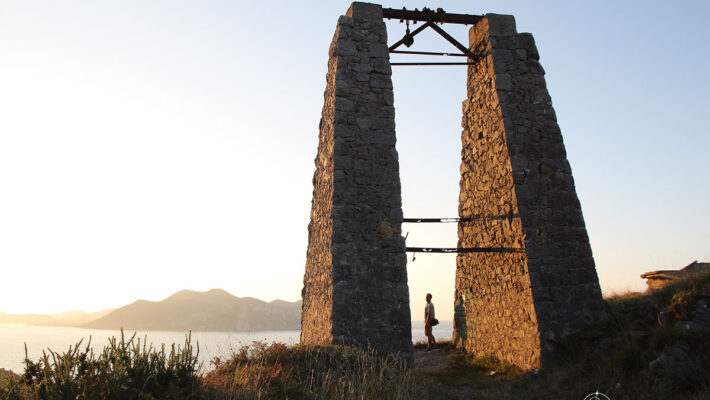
<box><xmin>301</xmin><ymin>2</ymin><xmax>412</xmax><ymax>362</ymax></box>
<box><xmin>455</xmin><ymin>14</ymin><xmax>607</xmax><ymax>369</ymax></box>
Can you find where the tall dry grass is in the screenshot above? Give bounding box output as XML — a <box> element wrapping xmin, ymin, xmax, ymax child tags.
<box><xmin>1</xmin><ymin>334</ymin><xmax>415</xmax><ymax>400</ymax></box>
<box><xmin>1</xmin><ymin>330</ymin><xmax>201</xmax><ymax>400</ymax></box>
<box><xmin>202</xmin><ymin>342</ymin><xmax>416</xmax><ymax>400</ymax></box>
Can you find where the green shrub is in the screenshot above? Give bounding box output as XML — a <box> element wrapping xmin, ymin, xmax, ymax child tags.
<box><xmin>17</xmin><ymin>330</ymin><xmax>201</xmax><ymax>400</ymax></box>
<box><xmin>6</xmin><ymin>335</ymin><xmax>415</xmax><ymax>400</ymax></box>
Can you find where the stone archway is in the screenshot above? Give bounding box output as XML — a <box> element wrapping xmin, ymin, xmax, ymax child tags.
<box><xmin>300</xmin><ymin>2</ymin><xmax>606</xmax><ymax>369</ymax></box>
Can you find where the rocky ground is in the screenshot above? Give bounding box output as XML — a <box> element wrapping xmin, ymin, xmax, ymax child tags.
<box><xmin>413</xmin><ymin>342</ymin><xmax>512</xmax><ymax>400</ymax></box>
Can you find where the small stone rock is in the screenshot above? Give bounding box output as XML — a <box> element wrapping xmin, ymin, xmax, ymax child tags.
<box><xmin>495</xmin><ymin>73</ymin><xmax>513</xmax><ymax>91</ymax></box>
<box><xmin>658</xmin><ymin>310</ymin><xmax>675</xmax><ymax>327</ymax></box>
<box><xmin>671</xmin><ymin>303</ymin><xmax>690</xmax><ymax>320</ymax></box>
<box><xmin>674</xmin><ymin>320</ymin><xmax>705</xmax><ymax>333</ymax></box>
<box><xmin>335</xmin><ymin>40</ymin><xmax>356</xmax><ymax>56</ymax></box>
<box><xmin>691</xmin><ymin>298</ymin><xmax>710</xmax><ymax>327</ymax></box>
<box><xmin>648</xmin><ymin>341</ymin><xmax>690</xmax><ymax>372</ymax></box>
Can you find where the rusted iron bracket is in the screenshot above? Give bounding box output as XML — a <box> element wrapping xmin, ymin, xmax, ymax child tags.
<box><xmin>406</xmin><ymin>247</ymin><xmax>526</xmax><ymax>254</ymax></box>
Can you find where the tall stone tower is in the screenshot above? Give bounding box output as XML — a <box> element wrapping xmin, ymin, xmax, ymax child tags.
<box><xmin>300</xmin><ymin>2</ymin><xmax>413</xmax><ymax>362</ymax></box>
<box><xmin>454</xmin><ymin>15</ymin><xmax>607</xmax><ymax>369</ymax></box>
<box><xmin>302</xmin><ymin>2</ymin><xmax>607</xmax><ymax>370</ymax></box>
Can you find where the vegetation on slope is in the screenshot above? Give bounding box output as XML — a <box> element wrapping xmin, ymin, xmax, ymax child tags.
<box><xmin>0</xmin><ymin>332</ymin><xmax>201</xmax><ymax>400</ymax></box>
<box><xmin>201</xmin><ymin>342</ymin><xmax>415</xmax><ymax>399</ymax></box>
<box><xmin>0</xmin><ymin>333</ymin><xmax>415</xmax><ymax>400</ymax></box>
<box><xmin>3</xmin><ymin>272</ymin><xmax>710</xmax><ymax>399</ymax></box>
<box><xmin>419</xmin><ymin>272</ymin><xmax>710</xmax><ymax>399</ymax></box>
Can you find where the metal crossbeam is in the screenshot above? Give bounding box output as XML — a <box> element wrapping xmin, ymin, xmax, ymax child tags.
<box><xmin>382</xmin><ymin>7</ymin><xmax>482</xmax><ymax>25</ymax></box>
<box><xmin>403</xmin><ymin>214</ymin><xmax>520</xmax><ymax>223</ymax></box>
<box><xmin>406</xmin><ymin>247</ymin><xmax>526</xmax><ymax>254</ymax></box>
<box><xmin>391</xmin><ymin>62</ymin><xmax>475</xmax><ymax>66</ymax></box>
<box><xmin>390</xmin><ymin>50</ymin><xmax>467</xmax><ymax>56</ymax></box>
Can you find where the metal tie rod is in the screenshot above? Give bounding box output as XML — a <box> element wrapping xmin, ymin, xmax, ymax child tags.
<box><xmin>406</xmin><ymin>247</ymin><xmax>526</xmax><ymax>254</ymax></box>
<box><xmin>391</xmin><ymin>62</ymin><xmax>476</xmax><ymax>66</ymax></box>
<box><xmin>404</xmin><ymin>214</ymin><xmax>519</xmax><ymax>223</ymax></box>
<box><xmin>390</xmin><ymin>50</ymin><xmax>467</xmax><ymax>56</ymax></box>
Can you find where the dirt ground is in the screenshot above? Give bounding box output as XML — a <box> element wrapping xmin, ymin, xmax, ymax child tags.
<box><xmin>413</xmin><ymin>344</ymin><xmax>480</xmax><ymax>400</ymax></box>
<box><xmin>412</xmin><ymin>342</ymin><xmax>523</xmax><ymax>400</ymax></box>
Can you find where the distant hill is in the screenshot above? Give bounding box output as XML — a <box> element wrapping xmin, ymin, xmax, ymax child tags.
<box><xmin>81</xmin><ymin>289</ymin><xmax>302</xmax><ymax>332</ymax></box>
<box><xmin>0</xmin><ymin>309</ymin><xmax>114</xmax><ymax>327</ymax></box>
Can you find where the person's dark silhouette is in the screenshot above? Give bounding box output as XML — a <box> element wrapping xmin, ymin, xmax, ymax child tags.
<box><xmin>453</xmin><ymin>293</ymin><xmax>468</xmax><ymax>348</ymax></box>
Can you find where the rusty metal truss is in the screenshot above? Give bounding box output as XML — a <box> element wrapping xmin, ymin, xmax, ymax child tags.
<box><xmin>383</xmin><ymin>7</ymin><xmax>483</xmax><ymax>66</ymax></box>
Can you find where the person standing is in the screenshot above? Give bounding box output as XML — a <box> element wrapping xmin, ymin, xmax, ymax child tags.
<box><xmin>453</xmin><ymin>294</ymin><xmax>467</xmax><ymax>348</ymax></box>
<box><xmin>425</xmin><ymin>293</ymin><xmax>437</xmax><ymax>351</ymax></box>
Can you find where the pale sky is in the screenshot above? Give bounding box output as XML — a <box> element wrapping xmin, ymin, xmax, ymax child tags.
<box><xmin>1</xmin><ymin>0</ymin><xmax>708</xmax><ymax>321</ymax></box>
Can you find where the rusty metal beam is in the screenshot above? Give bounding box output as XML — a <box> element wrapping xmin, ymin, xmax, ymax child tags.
<box><xmin>391</xmin><ymin>50</ymin><xmax>467</xmax><ymax>56</ymax></box>
<box><xmin>391</xmin><ymin>62</ymin><xmax>475</xmax><ymax>66</ymax></box>
<box><xmin>427</xmin><ymin>22</ymin><xmax>477</xmax><ymax>59</ymax></box>
<box><xmin>406</xmin><ymin>247</ymin><xmax>526</xmax><ymax>254</ymax></box>
<box><xmin>382</xmin><ymin>7</ymin><xmax>482</xmax><ymax>25</ymax></box>
<box><xmin>404</xmin><ymin>214</ymin><xmax>520</xmax><ymax>223</ymax></box>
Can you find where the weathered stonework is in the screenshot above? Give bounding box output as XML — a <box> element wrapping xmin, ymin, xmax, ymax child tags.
<box><xmin>303</xmin><ymin>3</ymin><xmax>607</xmax><ymax>370</ymax></box>
<box><xmin>454</xmin><ymin>15</ymin><xmax>608</xmax><ymax>368</ymax></box>
<box><xmin>300</xmin><ymin>2</ymin><xmax>412</xmax><ymax>362</ymax></box>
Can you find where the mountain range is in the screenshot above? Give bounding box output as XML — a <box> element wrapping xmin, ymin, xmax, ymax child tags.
<box><xmin>1</xmin><ymin>289</ymin><xmax>302</xmax><ymax>332</ymax></box>
<box><xmin>0</xmin><ymin>309</ymin><xmax>114</xmax><ymax>327</ymax></box>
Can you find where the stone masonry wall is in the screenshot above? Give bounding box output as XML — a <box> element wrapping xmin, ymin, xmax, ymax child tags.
<box><xmin>301</xmin><ymin>2</ymin><xmax>412</xmax><ymax>362</ymax></box>
<box><xmin>454</xmin><ymin>14</ymin><xmax>607</xmax><ymax>369</ymax></box>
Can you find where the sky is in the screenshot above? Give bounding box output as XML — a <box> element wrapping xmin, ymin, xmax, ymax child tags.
<box><xmin>0</xmin><ymin>0</ymin><xmax>708</xmax><ymax>321</ymax></box>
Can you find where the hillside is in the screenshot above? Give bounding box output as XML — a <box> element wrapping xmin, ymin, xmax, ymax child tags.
<box><xmin>81</xmin><ymin>289</ymin><xmax>301</xmax><ymax>332</ymax></box>
<box><xmin>0</xmin><ymin>309</ymin><xmax>114</xmax><ymax>327</ymax></box>
<box><xmin>410</xmin><ymin>272</ymin><xmax>710</xmax><ymax>399</ymax></box>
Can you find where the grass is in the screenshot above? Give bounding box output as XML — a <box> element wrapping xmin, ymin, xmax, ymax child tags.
<box><xmin>1</xmin><ymin>330</ymin><xmax>201</xmax><ymax>400</ymax></box>
<box><xmin>417</xmin><ymin>271</ymin><xmax>710</xmax><ymax>399</ymax></box>
<box><xmin>202</xmin><ymin>342</ymin><xmax>415</xmax><ymax>399</ymax></box>
<box><xmin>3</xmin><ymin>272</ymin><xmax>710</xmax><ymax>399</ymax></box>
<box><xmin>0</xmin><ymin>333</ymin><xmax>415</xmax><ymax>400</ymax></box>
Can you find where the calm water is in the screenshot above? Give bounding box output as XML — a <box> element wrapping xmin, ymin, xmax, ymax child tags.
<box><xmin>0</xmin><ymin>325</ymin><xmax>300</xmax><ymax>374</ymax></box>
<box><xmin>0</xmin><ymin>322</ymin><xmax>453</xmax><ymax>374</ymax></box>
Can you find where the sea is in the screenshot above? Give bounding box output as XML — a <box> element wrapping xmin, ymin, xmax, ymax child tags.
<box><xmin>0</xmin><ymin>321</ymin><xmax>454</xmax><ymax>374</ymax></box>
